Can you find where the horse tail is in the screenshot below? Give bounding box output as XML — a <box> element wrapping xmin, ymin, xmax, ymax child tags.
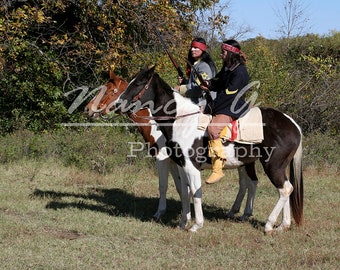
<box><xmin>289</xmin><ymin>137</ymin><xmax>304</xmax><ymax>226</ymax></box>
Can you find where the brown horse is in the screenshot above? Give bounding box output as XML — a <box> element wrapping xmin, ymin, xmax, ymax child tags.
<box><xmin>114</xmin><ymin>66</ymin><xmax>304</xmax><ymax>233</ymax></box>
<box><xmin>85</xmin><ymin>71</ymin><xmax>127</xmax><ymax>118</ymax></box>
<box><xmin>84</xmin><ymin>71</ymin><xmax>182</xmax><ymax>220</ymax></box>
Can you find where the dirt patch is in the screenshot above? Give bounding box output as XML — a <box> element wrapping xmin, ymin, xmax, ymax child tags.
<box><xmin>43</xmin><ymin>226</ymin><xmax>85</xmax><ymax>240</ymax></box>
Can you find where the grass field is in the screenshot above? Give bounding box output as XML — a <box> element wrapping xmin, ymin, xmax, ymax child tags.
<box><xmin>0</xmin><ymin>158</ymin><xmax>339</xmax><ymax>269</ymax></box>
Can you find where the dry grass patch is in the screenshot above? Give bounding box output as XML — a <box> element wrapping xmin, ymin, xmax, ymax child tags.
<box><xmin>0</xmin><ymin>159</ymin><xmax>339</xmax><ymax>269</ymax></box>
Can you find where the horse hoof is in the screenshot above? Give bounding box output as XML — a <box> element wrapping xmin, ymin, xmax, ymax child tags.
<box><xmin>226</xmin><ymin>209</ymin><xmax>241</xmax><ymax>219</ymax></box>
<box><xmin>226</xmin><ymin>212</ymin><xmax>236</xmax><ymax>219</ymax></box>
<box><xmin>237</xmin><ymin>214</ymin><xmax>251</xmax><ymax>222</ymax></box>
<box><xmin>188</xmin><ymin>223</ymin><xmax>203</xmax><ymax>233</ymax></box>
<box><xmin>178</xmin><ymin>222</ymin><xmax>188</xmax><ymax>230</ymax></box>
<box><xmin>264</xmin><ymin>223</ymin><xmax>274</xmax><ymax>235</ymax></box>
<box><xmin>153</xmin><ymin>214</ymin><xmax>161</xmax><ymax>222</ymax></box>
<box><xmin>153</xmin><ymin>210</ymin><xmax>166</xmax><ymax>221</ymax></box>
<box><xmin>264</xmin><ymin>229</ymin><xmax>274</xmax><ymax>235</ymax></box>
<box><xmin>276</xmin><ymin>224</ymin><xmax>290</xmax><ymax>232</ymax></box>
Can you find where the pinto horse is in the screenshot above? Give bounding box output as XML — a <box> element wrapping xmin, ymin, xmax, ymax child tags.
<box><xmin>115</xmin><ymin>66</ymin><xmax>304</xmax><ymax>233</ymax></box>
<box><xmin>85</xmin><ymin>71</ymin><xmax>265</xmax><ymax>224</ymax></box>
<box><xmin>84</xmin><ymin>71</ymin><xmax>182</xmax><ymax>220</ymax></box>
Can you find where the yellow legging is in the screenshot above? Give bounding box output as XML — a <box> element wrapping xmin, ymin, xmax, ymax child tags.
<box><xmin>207</xmin><ymin>114</ymin><xmax>233</xmax><ymax>140</ymax></box>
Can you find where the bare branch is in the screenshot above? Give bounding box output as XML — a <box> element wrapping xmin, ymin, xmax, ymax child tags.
<box><xmin>274</xmin><ymin>0</ymin><xmax>311</xmax><ymax>39</ymax></box>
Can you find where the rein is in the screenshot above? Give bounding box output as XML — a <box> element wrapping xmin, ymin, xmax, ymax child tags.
<box><xmin>130</xmin><ymin>111</ymin><xmax>201</xmax><ymax>121</ymax></box>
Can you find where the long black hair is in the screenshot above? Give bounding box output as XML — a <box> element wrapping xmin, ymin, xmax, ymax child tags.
<box><xmin>186</xmin><ymin>37</ymin><xmax>217</xmax><ymax>78</ymax></box>
<box><xmin>222</xmin><ymin>39</ymin><xmax>246</xmax><ymax>70</ymax></box>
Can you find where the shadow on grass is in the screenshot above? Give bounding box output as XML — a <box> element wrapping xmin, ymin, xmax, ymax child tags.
<box><xmin>32</xmin><ymin>188</ymin><xmax>265</xmax><ymax>229</ymax></box>
<box><xmin>32</xmin><ymin>188</ymin><xmax>231</xmax><ymax>227</ymax></box>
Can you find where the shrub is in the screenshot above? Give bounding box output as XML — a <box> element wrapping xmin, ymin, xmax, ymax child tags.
<box><xmin>303</xmin><ymin>131</ymin><xmax>339</xmax><ymax>168</ymax></box>
<box><xmin>0</xmin><ymin>127</ymin><xmax>155</xmax><ymax>174</ymax></box>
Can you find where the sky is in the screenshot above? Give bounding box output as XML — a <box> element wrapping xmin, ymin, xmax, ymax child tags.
<box><xmin>225</xmin><ymin>0</ymin><xmax>340</xmax><ymax>39</ymax></box>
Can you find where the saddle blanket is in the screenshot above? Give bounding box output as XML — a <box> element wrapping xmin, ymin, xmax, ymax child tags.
<box><xmin>221</xmin><ymin>107</ymin><xmax>264</xmax><ymax>144</ymax></box>
<box><xmin>198</xmin><ymin>107</ymin><xmax>264</xmax><ymax>144</ymax></box>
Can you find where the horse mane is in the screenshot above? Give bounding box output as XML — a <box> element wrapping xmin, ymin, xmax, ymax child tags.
<box><xmin>153</xmin><ymin>73</ymin><xmax>174</xmax><ymax>94</ymax></box>
<box><xmin>133</xmin><ymin>67</ymin><xmax>200</xmax><ymax>115</ymax></box>
<box><xmin>153</xmin><ymin>71</ymin><xmax>201</xmax><ymax>115</ymax></box>
<box><xmin>135</xmin><ymin>67</ymin><xmax>173</xmax><ymax>94</ymax></box>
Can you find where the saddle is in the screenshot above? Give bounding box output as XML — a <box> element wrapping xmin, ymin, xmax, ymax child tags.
<box><xmin>198</xmin><ymin>107</ymin><xmax>264</xmax><ymax>144</ymax></box>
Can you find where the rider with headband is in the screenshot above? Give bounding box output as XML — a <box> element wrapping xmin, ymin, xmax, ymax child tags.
<box><xmin>174</xmin><ymin>37</ymin><xmax>216</xmax><ymax>111</ymax></box>
<box><xmin>202</xmin><ymin>39</ymin><xmax>250</xmax><ymax>184</ymax></box>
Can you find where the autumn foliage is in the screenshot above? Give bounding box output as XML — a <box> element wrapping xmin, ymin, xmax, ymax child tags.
<box><xmin>0</xmin><ymin>0</ymin><xmax>339</xmax><ymax>136</ymax></box>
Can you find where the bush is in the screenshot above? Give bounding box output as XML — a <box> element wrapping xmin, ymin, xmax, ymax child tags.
<box><xmin>1</xmin><ymin>127</ymin><xmax>339</xmax><ymax>172</ymax></box>
<box><xmin>0</xmin><ymin>127</ymin><xmax>156</xmax><ymax>174</ymax></box>
<box><xmin>303</xmin><ymin>131</ymin><xmax>340</xmax><ymax>168</ymax></box>
<box><xmin>0</xmin><ymin>130</ymin><xmax>57</xmax><ymax>163</ymax></box>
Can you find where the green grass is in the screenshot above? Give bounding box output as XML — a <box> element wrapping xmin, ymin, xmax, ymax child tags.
<box><xmin>0</xmin><ymin>157</ymin><xmax>339</xmax><ymax>269</ymax></box>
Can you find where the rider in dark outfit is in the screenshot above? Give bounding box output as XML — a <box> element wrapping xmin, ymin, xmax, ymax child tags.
<box><xmin>209</xmin><ymin>61</ymin><xmax>249</xmax><ymax>118</ymax></box>
<box><xmin>202</xmin><ymin>39</ymin><xmax>250</xmax><ymax>184</ymax></box>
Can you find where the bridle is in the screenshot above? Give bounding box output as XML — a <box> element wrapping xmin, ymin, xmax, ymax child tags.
<box><xmin>125</xmin><ymin>72</ymin><xmax>201</xmax><ymax>121</ymax></box>
<box><xmin>89</xmin><ymin>79</ymin><xmax>124</xmax><ymax>119</ymax></box>
<box><xmin>132</xmin><ymin>73</ymin><xmax>154</xmax><ymax>102</ymax></box>
<box><xmin>100</xmin><ymin>79</ymin><xmax>122</xmax><ymax>105</ymax></box>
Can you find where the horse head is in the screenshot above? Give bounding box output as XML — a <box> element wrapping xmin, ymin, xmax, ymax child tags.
<box><xmin>84</xmin><ymin>71</ymin><xmax>128</xmax><ymax>118</ymax></box>
<box><xmin>115</xmin><ymin>66</ymin><xmax>160</xmax><ymax>114</ymax></box>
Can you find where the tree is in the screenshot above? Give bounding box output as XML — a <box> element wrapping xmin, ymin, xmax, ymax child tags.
<box><xmin>274</xmin><ymin>0</ymin><xmax>311</xmax><ymax>40</ymax></box>
<box><xmin>194</xmin><ymin>0</ymin><xmax>230</xmax><ymax>43</ymax></box>
<box><xmin>193</xmin><ymin>0</ymin><xmax>252</xmax><ymax>46</ymax></box>
<box><xmin>0</xmin><ymin>0</ymin><xmax>217</xmax><ymax>133</ymax></box>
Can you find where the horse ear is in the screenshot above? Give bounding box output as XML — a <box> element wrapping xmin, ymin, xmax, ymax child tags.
<box><xmin>149</xmin><ymin>65</ymin><xmax>156</xmax><ymax>74</ymax></box>
<box><xmin>109</xmin><ymin>70</ymin><xmax>117</xmax><ymax>79</ymax></box>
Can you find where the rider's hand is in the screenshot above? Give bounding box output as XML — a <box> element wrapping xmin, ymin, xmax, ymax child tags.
<box><xmin>173</xmin><ymin>85</ymin><xmax>180</xmax><ymax>92</ymax></box>
<box><xmin>200</xmin><ymin>80</ymin><xmax>210</xmax><ymax>91</ymax></box>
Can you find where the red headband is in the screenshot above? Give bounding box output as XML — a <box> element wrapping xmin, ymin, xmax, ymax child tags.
<box><xmin>191</xmin><ymin>41</ymin><xmax>207</xmax><ymax>51</ymax></box>
<box><xmin>221</xmin><ymin>43</ymin><xmax>240</xmax><ymax>53</ymax></box>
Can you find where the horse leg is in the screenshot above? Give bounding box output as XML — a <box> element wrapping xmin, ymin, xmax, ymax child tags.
<box><xmin>265</xmin><ymin>180</ymin><xmax>293</xmax><ymax>234</ymax></box>
<box><xmin>240</xmin><ymin>163</ymin><xmax>258</xmax><ymax>221</ymax></box>
<box><xmin>153</xmin><ymin>158</ymin><xmax>170</xmax><ymax>220</ymax></box>
<box><xmin>226</xmin><ymin>166</ymin><xmax>248</xmax><ymax>219</ymax></box>
<box><xmin>178</xmin><ymin>167</ymin><xmax>191</xmax><ymax>230</ymax></box>
<box><xmin>184</xmin><ymin>166</ymin><xmax>204</xmax><ymax>232</ymax></box>
<box><xmin>169</xmin><ymin>159</ymin><xmax>182</xmax><ymax>196</ymax></box>
<box><xmin>153</xmin><ymin>156</ymin><xmax>182</xmax><ymax>221</ymax></box>
<box><xmin>227</xmin><ymin>165</ymin><xmax>258</xmax><ymax>221</ymax></box>
<box><xmin>276</xmin><ymin>195</ymin><xmax>291</xmax><ymax>232</ymax></box>
<box><xmin>241</xmin><ymin>178</ymin><xmax>258</xmax><ymax>221</ymax></box>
